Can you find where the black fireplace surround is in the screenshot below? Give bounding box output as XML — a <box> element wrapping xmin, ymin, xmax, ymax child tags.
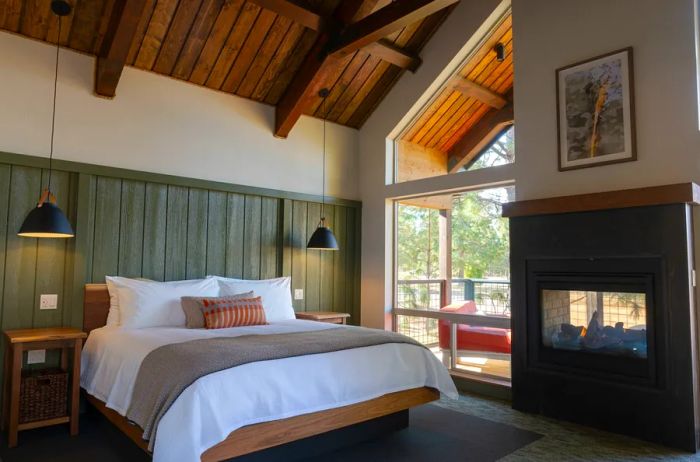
<box><xmin>509</xmin><ymin>200</ymin><xmax>699</xmax><ymax>451</ymax></box>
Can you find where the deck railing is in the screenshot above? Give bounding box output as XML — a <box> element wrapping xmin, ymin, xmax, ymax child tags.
<box><xmin>395</xmin><ymin>278</ymin><xmax>511</xmax><ymax>348</ymax></box>
<box><xmin>396</xmin><ymin>278</ymin><xmax>511</xmax><ymax>315</ymax></box>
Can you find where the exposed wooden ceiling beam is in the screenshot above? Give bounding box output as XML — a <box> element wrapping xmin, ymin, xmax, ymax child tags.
<box><xmin>275</xmin><ymin>0</ymin><xmax>453</xmax><ymax>137</ymax></box>
<box><xmin>274</xmin><ymin>0</ymin><xmax>379</xmax><ymax>138</ymax></box>
<box><xmin>94</xmin><ymin>0</ymin><xmax>147</xmax><ymax>98</ymax></box>
<box><xmin>248</xmin><ymin>0</ymin><xmax>325</xmax><ymax>31</ymax></box>
<box><xmin>448</xmin><ymin>76</ymin><xmax>507</xmax><ymax>109</ymax></box>
<box><xmin>447</xmin><ymin>103</ymin><xmax>514</xmax><ymax>173</ymax></box>
<box><xmin>366</xmin><ymin>39</ymin><xmax>421</xmax><ymax>71</ymax></box>
<box><xmin>328</xmin><ymin>0</ymin><xmax>459</xmax><ymax>57</ymax></box>
<box><xmin>248</xmin><ymin>0</ymin><xmax>421</xmax><ymax>72</ymax></box>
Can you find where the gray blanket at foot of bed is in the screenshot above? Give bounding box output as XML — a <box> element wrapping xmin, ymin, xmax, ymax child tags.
<box><xmin>125</xmin><ymin>325</ymin><xmax>424</xmax><ymax>450</ymax></box>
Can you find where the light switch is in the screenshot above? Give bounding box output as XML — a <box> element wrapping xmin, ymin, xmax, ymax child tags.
<box><xmin>27</xmin><ymin>349</ymin><xmax>46</xmax><ymax>365</ymax></box>
<box><xmin>294</xmin><ymin>289</ymin><xmax>304</xmax><ymax>300</ymax></box>
<box><xmin>40</xmin><ymin>294</ymin><xmax>58</xmax><ymax>310</ymax></box>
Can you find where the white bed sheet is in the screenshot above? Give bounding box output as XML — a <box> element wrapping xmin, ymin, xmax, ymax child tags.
<box><xmin>81</xmin><ymin>320</ymin><xmax>458</xmax><ymax>462</ymax></box>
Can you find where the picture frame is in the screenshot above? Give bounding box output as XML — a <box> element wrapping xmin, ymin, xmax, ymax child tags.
<box><xmin>556</xmin><ymin>47</ymin><xmax>636</xmax><ymax>171</ymax></box>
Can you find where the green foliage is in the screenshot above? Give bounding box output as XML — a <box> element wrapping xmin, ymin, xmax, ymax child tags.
<box><xmin>397</xmin><ymin>205</ymin><xmax>440</xmax><ymax>279</ymax></box>
<box><xmin>450</xmin><ymin>189</ymin><xmax>510</xmax><ymax>279</ymax></box>
<box><xmin>397</xmin><ymin>188</ymin><xmax>511</xmax><ymax>281</ymax></box>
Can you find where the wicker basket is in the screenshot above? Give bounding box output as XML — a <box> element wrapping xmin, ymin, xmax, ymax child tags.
<box><xmin>19</xmin><ymin>368</ymin><xmax>68</xmax><ymax>423</ymax></box>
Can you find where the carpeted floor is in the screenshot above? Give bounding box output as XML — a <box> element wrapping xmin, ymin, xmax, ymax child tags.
<box><xmin>0</xmin><ymin>401</ymin><xmax>539</xmax><ymax>462</ymax></box>
<box><xmin>2</xmin><ymin>392</ymin><xmax>699</xmax><ymax>461</ymax></box>
<box><xmin>436</xmin><ymin>393</ymin><xmax>700</xmax><ymax>461</ymax></box>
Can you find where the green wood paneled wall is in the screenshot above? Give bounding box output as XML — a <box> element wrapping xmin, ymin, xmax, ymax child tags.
<box><xmin>0</xmin><ymin>165</ymin><xmax>80</xmax><ymax>331</ymax></box>
<box><xmin>0</xmin><ymin>156</ymin><xmax>362</xmax><ymax>338</ymax></box>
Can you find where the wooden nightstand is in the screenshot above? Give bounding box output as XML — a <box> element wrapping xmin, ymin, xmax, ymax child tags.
<box><xmin>2</xmin><ymin>327</ymin><xmax>86</xmax><ymax>448</ymax></box>
<box><xmin>295</xmin><ymin>312</ymin><xmax>351</xmax><ymax>324</ymax></box>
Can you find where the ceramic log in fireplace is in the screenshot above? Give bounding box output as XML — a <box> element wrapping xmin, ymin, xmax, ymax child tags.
<box><xmin>504</xmin><ymin>183</ymin><xmax>700</xmax><ymax>451</ymax></box>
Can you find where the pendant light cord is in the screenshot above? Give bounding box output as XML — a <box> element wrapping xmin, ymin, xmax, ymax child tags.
<box><xmin>48</xmin><ymin>15</ymin><xmax>62</xmax><ymax>195</ymax></box>
<box><xmin>321</xmin><ymin>93</ymin><xmax>327</xmax><ymax>224</ymax></box>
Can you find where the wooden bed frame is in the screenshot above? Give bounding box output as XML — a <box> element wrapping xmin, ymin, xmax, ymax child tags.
<box><xmin>82</xmin><ymin>284</ymin><xmax>440</xmax><ymax>461</ymax></box>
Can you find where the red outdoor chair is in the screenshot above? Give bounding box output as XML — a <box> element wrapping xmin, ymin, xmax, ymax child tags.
<box><xmin>438</xmin><ymin>300</ymin><xmax>512</xmax><ymax>367</ymax></box>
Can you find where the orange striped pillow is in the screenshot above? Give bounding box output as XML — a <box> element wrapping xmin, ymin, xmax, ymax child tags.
<box><xmin>201</xmin><ymin>296</ymin><xmax>267</xmax><ymax>329</ymax></box>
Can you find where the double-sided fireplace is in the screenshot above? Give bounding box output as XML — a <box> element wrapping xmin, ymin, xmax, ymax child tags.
<box><xmin>530</xmin><ymin>257</ymin><xmax>660</xmax><ymax>383</ymax></box>
<box><xmin>505</xmin><ymin>184</ymin><xmax>700</xmax><ymax>451</ymax></box>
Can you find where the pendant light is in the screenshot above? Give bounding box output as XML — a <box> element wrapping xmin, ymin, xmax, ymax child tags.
<box><xmin>18</xmin><ymin>0</ymin><xmax>74</xmax><ymax>239</ymax></box>
<box><xmin>307</xmin><ymin>89</ymin><xmax>338</xmax><ymax>251</ymax></box>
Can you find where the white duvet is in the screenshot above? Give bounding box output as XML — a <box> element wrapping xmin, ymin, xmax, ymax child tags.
<box><xmin>81</xmin><ymin>320</ymin><xmax>458</xmax><ymax>462</ymax></box>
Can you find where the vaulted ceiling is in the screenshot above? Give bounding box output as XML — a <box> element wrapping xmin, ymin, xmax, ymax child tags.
<box><xmin>0</xmin><ymin>0</ymin><xmax>456</xmax><ymax>137</ymax></box>
<box><xmin>401</xmin><ymin>13</ymin><xmax>513</xmax><ymax>172</ymax></box>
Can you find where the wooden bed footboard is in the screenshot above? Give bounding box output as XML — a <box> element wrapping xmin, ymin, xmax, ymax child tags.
<box><xmin>86</xmin><ymin>387</ymin><xmax>439</xmax><ymax>461</ymax></box>
<box><xmin>201</xmin><ymin>386</ymin><xmax>439</xmax><ymax>461</ymax></box>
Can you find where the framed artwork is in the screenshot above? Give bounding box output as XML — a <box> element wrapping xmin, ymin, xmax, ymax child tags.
<box><xmin>556</xmin><ymin>47</ymin><xmax>636</xmax><ymax>171</ymax></box>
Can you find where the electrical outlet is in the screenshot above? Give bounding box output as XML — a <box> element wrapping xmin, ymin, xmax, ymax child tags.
<box><xmin>294</xmin><ymin>289</ymin><xmax>304</xmax><ymax>300</ymax></box>
<box><xmin>40</xmin><ymin>294</ymin><xmax>58</xmax><ymax>310</ymax></box>
<box><xmin>27</xmin><ymin>349</ymin><xmax>46</xmax><ymax>365</ymax></box>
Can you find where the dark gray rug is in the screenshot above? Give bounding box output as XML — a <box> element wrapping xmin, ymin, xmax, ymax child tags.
<box><xmin>302</xmin><ymin>404</ymin><xmax>542</xmax><ymax>462</ymax></box>
<box><xmin>0</xmin><ymin>403</ymin><xmax>541</xmax><ymax>462</ymax></box>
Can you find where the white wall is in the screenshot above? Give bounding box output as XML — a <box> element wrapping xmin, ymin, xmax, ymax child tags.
<box><xmin>0</xmin><ymin>31</ymin><xmax>359</xmax><ymax>200</ymax></box>
<box><xmin>358</xmin><ymin>0</ymin><xmax>700</xmax><ymax>328</ymax></box>
<box><xmin>512</xmin><ymin>0</ymin><xmax>700</xmax><ymax>200</ymax></box>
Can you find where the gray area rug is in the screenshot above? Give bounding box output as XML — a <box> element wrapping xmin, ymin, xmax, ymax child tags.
<box><xmin>300</xmin><ymin>404</ymin><xmax>543</xmax><ymax>462</ymax></box>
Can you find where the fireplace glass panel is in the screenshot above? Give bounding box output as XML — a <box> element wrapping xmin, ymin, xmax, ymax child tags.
<box><xmin>541</xmin><ymin>289</ymin><xmax>647</xmax><ymax>358</ymax></box>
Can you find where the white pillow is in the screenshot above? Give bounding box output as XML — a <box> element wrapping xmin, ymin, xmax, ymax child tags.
<box><xmin>105</xmin><ymin>277</ymin><xmax>122</xmax><ymax>327</ymax></box>
<box><xmin>114</xmin><ymin>278</ymin><xmax>219</xmax><ymax>329</ymax></box>
<box><xmin>105</xmin><ymin>276</ymin><xmax>153</xmax><ymax>326</ymax></box>
<box><xmin>212</xmin><ymin>276</ymin><xmax>296</xmax><ymax>322</ymax></box>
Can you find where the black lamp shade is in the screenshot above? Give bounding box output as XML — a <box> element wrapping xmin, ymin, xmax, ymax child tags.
<box><xmin>307</xmin><ymin>225</ymin><xmax>338</xmax><ymax>250</ymax></box>
<box><xmin>18</xmin><ymin>202</ymin><xmax>74</xmax><ymax>238</ymax></box>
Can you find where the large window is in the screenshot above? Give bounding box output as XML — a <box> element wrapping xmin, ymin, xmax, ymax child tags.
<box><xmin>394</xmin><ymin>186</ymin><xmax>513</xmax><ymax>380</ymax></box>
<box><xmin>390</xmin><ymin>8</ymin><xmax>514</xmax><ymax>382</ymax></box>
<box><xmin>392</xmin><ymin>11</ymin><xmax>513</xmax><ymax>184</ymax></box>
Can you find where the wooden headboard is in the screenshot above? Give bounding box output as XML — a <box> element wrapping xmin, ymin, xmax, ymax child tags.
<box><xmin>84</xmin><ymin>284</ymin><xmax>110</xmax><ymax>334</ymax></box>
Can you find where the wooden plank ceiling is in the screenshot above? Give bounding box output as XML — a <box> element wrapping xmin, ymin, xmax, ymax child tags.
<box><xmin>401</xmin><ymin>13</ymin><xmax>513</xmax><ymax>172</ymax></box>
<box><xmin>0</xmin><ymin>0</ymin><xmax>455</xmax><ymax>135</ymax></box>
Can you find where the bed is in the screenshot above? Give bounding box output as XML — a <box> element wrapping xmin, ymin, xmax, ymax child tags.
<box><xmin>80</xmin><ymin>284</ymin><xmax>458</xmax><ymax>462</ymax></box>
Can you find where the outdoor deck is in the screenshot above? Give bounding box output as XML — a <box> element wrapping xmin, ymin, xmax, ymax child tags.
<box><xmin>396</xmin><ymin>278</ymin><xmax>512</xmax><ymax>381</ymax></box>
